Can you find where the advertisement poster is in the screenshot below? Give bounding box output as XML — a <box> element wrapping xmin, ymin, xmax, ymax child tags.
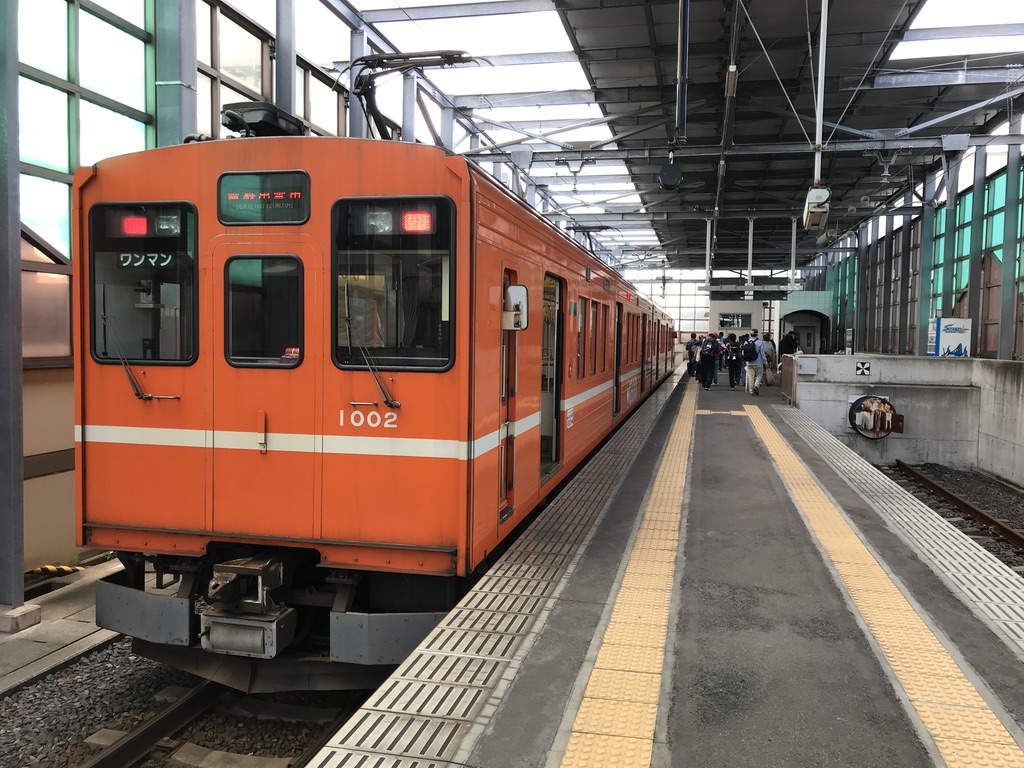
<box><xmin>927</xmin><ymin>317</ymin><xmax>971</xmax><ymax>357</ymax></box>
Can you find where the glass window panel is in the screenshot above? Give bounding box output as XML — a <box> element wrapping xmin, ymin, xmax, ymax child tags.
<box><xmin>309</xmin><ymin>76</ymin><xmax>339</xmax><ymax>135</ymax></box>
<box><xmin>295</xmin><ymin>2</ymin><xmax>348</xmax><ymax>64</ymax></box>
<box><xmin>91</xmin><ymin>0</ymin><xmax>144</xmax><ymax>26</ymax></box>
<box><xmin>295</xmin><ymin>68</ymin><xmax>306</xmax><ymax>119</ymax></box>
<box><xmin>197</xmin><ymin>73</ymin><xmax>213</xmax><ymax>136</ymax></box>
<box><xmin>80</xmin><ymin>12</ymin><xmax>146</xmax><ymax>110</ymax></box>
<box><xmin>19</xmin><ymin>0</ymin><xmax>67</xmax><ymax>78</ymax></box>
<box><xmin>80</xmin><ymin>101</ymin><xmax>146</xmax><ymax>166</ymax></box>
<box><xmin>226</xmin><ymin>257</ymin><xmax>303</xmax><ymax>367</ymax></box>
<box><xmin>219</xmin><ymin>15</ymin><xmax>263</xmax><ymax>94</ymax></box>
<box><xmin>334</xmin><ymin>198</ymin><xmax>455</xmax><ymax>369</ymax></box>
<box><xmin>89</xmin><ymin>203</ymin><xmax>197</xmax><ymax>363</ymax></box>
<box><xmin>22</xmin><ymin>271</ymin><xmax>71</xmax><ymax>358</ymax></box>
<box><xmin>21</xmin><ymin>238</ymin><xmax>59</xmax><ymax>264</ymax></box>
<box><xmin>21</xmin><ymin>175</ymin><xmax>70</xmax><ymax>257</ymax></box>
<box><xmin>220</xmin><ymin>84</ymin><xmax>250</xmax><ymax>116</ymax></box>
<box><xmin>19</xmin><ymin>78</ymin><xmax>69</xmax><ymax>172</ymax></box>
<box><xmin>221</xmin><ymin>0</ymin><xmax>276</xmax><ymax>32</ymax></box>
<box><xmin>196</xmin><ymin>0</ymin><xmax>212</xmax><ymax>66</ymax></box>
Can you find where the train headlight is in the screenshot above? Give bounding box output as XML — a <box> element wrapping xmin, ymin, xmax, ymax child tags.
<box><xmin>364</xmin><ymin>210</ymin><xmax>394</xmax><ymax>234</ymax></box>
<box><xmin>155</xmin><ymin>212</ymin><xmax>182</xmax><ymax>236</ymax></box>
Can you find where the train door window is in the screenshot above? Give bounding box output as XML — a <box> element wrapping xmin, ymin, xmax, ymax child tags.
<box><xmin>600</xmin><ymin>304</ymin><xmax>608</xmax><ymax>372</ymax></box>
<box><xmin>89</xmin><ymin>203</ymin><xmax>197</xmax><ymax>363</ymax></box>
<box><xmin>225</xmin><ymin>256</ymin><xmax>303</xmax><ymax>367</ymax></box>
<box><xmin>576</xmin><ymin>297</ymin><xmax>587</xmax><ymax>379</ymax></box>
<box><xmin>332</xmin><ymin>197</ymin><xmax>454</xmax><ymax>370</ymax></box>
<box><xmin>541</xmin><ymin>275</ymin><xmax>562</xmax><ymax>474</ymax></box>
<box><xmin>589</xmin><ymin>300</ymin><xmax>598</xmax><ymax>375</ymax></box>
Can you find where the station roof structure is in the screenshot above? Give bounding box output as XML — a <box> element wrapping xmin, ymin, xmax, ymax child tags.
<box><xmin>332</xmin><ymin>0</ymin><xmax>1024</xmax><ymax>274</ymax></box>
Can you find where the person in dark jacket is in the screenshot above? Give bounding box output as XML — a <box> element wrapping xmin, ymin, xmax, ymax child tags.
<box><xmin>698</xmin><ymin>333</ymin><xmax>720</xmax><ymax>390</ymax></box>
<box><xmin>779</xmin><ymin>330</ymin><xmax>799</xmax><ymax>357</ymax></box>
<box><xmin>686</xmin><ymin>332</ymin><xmax>698</xmax><ymax>376</ymax></box>
<box><xmin>725</xmin><ymin>332</ymin><xmax>742</xmax><ymax>389</ymax></box>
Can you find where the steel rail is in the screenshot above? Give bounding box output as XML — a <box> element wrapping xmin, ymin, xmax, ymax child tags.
<box><xmin>895</xmin><ymin>460</ymin><xmax>1024</xmax><ymax>551</ymax></box>
<box><xmin>77</xmin><ymin>679</ymin><xmax>231</xmax><ymax>768</ymax></box>
<box><xmin>288</xmin><ymin>708</ymin><xmax>357</xmax><ymax>767</ymax></box>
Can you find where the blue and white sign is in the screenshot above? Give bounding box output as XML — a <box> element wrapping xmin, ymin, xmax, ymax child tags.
<box><xmin>927</xmin><ymin>318</ymin><xmax>972</xmax><ymax>357</ymax></box>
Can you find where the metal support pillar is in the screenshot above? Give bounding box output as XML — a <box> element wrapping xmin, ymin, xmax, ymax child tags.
<box><xmin>968</xmin><ymin>147</ymin><xmax>987</xmax><ymax>351</ymax></box>
<box><xmin>746</xmin><ymin>218</ymin><xmax>754</xmax><ymax>286</ymax></box>
<box><xmin>917</xmin><ymin>169</ymin><xmax>938</xmax><ymax>354</ymax></box>
<box><xmin>941</xmin><ymin>170</ymin><xmax>959</xmax><ymax>316</ymax></box>
<box><xmin>855</xmin><ymin>226</ymin><xmax>869</xmax><ymax>352</ymax></box>
<box><xmin>274</xmin><ymin>0</ymin><xmax>296</xmax><ymax>115</ymax></box>
<box><xmin>898</xmin><ymin>205</ymin><xmax>912</xmax><ymax>353</ymax></box>
<box><xmin>881</xmin><ymin>217</ymin><xmax>894</xmax><ymax>352</ymax></box>
<box><xmin>866</xmin><ymin>217</ymin><xmax>880</xmax><ymax>351</ymax></box>
<box><xmin>704</xmin><ymin>218</ymin><xmax>712</xmax><ymax>281</ymax></box>
<box><xmin>440</xmin><ymin>107</ymin><xmax>455</xmax><ymax>151</ymax></box>
<box><xmin>154</xmin><ymin>0</ymin><xmax>198</xmax><ymax>146</ymax></box>
<box><xmin>999</xmin><ymin>117</ymin><xmax>1021</xmax><ymax>360</ymax></box>
<box><xmin>789</xmin><ymin>218</ymin><xmax>797</xmax><ymax>289</ymax></box>
<box><xmin>347</xmin><ymin>29</ymin><xmax>368</xmax><ymax>138</ymax></box>
<box><xmin>402</xmin><ymin>71</ymin><xmax>417</xmax><ymax>142</ymax></box>
<box><xmin>1</xmin><ymin>0</ymin><xmax>33</xmax><ymax>627</ymax></box>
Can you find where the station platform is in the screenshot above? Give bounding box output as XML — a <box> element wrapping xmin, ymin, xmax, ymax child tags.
<box><xmin>6</xmin><ymin>368</ymin><xmax>1024</xmax><ymax>768</ymax></box>
<box><xmin>311</xmin><ymin>369</ymin><xmax>1024</xmax><ymax>768</ymax></box>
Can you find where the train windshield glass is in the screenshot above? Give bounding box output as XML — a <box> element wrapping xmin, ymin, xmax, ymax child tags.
<box><xmin>333</xmin><ymin>197</ymin><xmax>454</xmax><ymax>370</ymax></box>
<box><xmin>89</xmin><ymin>203</ymin><xmax>197</xmax><ymax>363</ymax></box>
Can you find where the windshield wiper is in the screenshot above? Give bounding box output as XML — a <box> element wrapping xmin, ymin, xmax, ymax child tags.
<box><xmin>101</xmin><ymin>315</ymin><xmax>181</xmax><ymax>401</ymax></box>
<box><xmin>344</xmin><ymin>284</ymin><xmax>400</xmax><ymax>409</ymax></box>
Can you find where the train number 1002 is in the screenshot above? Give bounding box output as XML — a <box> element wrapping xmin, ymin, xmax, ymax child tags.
<box><xmin>340</xmin><ymin>410</ymin><xmax>398</xmax><ymax>429</ymax></box>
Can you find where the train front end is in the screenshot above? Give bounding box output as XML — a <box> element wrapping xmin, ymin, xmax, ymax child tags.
<box><xmin>72</xmin><ymin>136</ymin><xmax>473</xmax><ymax>690</ymax></box>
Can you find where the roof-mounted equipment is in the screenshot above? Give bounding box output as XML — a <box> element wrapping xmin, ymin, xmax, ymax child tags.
<box><xmin>221</xmin><ymin>101</ymin><xmax>306</xmax><ymax>138</ymax></box>
<box><xmin>803</xmin><ymin>187</ymin><xmax>831</xmax><ymax>231</ymax></box>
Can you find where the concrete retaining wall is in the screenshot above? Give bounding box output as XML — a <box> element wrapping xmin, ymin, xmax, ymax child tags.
<box><xmin>786</xmin><ymin>355</ymin><xmax>1024</xmax><ymax>487</ymax></box>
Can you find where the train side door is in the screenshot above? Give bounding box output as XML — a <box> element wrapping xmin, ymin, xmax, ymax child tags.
<box><xmin>640</xmin><ymin>314</ymin><xmax>649</xmax><ymax>393</ymax></box>
<box><xmin>613</xmin><ymin>303</ymin><xmax>622</xmax><ymax>416</ymax></box>
<box><xmin>541</xmin><ymin>275</ymin><xmax>563</xmax><ymax>477</ymax></box>
<box><xmin>210</xmin><ymin>243</ymin><xmax>319</xmax><ymax>538</ymax></box>
<box><xmin>498</xmin><ymin>271</ymin><xmax>524</xmax><ymax>523</ymax></box>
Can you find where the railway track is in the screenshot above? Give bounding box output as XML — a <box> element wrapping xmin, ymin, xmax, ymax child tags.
<box><xmin>890</xmin><ymin>461</ymin><xmax>1024</xmax><ymax>574</ymax></box>
<box><xmin>895</xmin><ymin>460</ymin><xmax>1024</xmax><ymax>552</ymax></box>
<box><xmin>77</xmin><ymin>680</ymin><xmax>231</xmax><ymax>768</ymax></box>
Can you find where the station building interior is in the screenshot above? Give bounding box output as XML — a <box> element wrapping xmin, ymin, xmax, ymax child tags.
<box><xmin>2</xmin><ymin>0</ymin><xmax>1023</xmax><ymax>612</ymax></box>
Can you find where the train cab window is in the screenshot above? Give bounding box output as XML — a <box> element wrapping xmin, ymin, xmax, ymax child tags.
<box><xmin>89</xmin><ymin>203</ymin><xmax>197</xmax><ymax>363</ymax></box>
<box><xmin>332</xmin><ymin>197</ymin><xmax>454</xmax><ymax>370</ymax></box>
<box><xmin>225</xmin><ymin>256</ymin><xmax>303</xmax><ymax>367</ymax></box>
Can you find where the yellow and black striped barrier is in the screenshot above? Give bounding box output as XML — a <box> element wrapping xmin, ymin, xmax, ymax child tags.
<box><xmin>30</xmin><ymin>565</ymin><xmax>85</xmax><ymax>576</ymax></box>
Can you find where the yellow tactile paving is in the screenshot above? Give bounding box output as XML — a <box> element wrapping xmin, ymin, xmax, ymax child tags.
<box><xmin>583</xmin><ymin>669</ymin><xmax>662</xmax><ymax>703</ymax></box>
<box><xmin>561</xmin><ymin>733</ymin><xmax>653</xmax><ymax>768</ymax></box>
<box><xmin>593</xmin><ymin>643</ymin><xmax>666</xmax><ymax>674</ymax></box>
<box><xmin>745</xmin><ymin>405</ymin><xmax>1024</xmax><ymax>767</ymax></box>
<box><xmin>573</xmin><ymin>696</ymin><xmax>658</xmax><ymax>738</ymax></box>
<box><xmin>557</xmin><ymin>383</ymin><xmax>697</xmax><ymax>768</ymax></box>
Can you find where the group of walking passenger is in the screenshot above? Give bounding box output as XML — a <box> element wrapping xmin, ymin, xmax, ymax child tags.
<box><xmin>685</xmin><ymin>329</ymin><xmax>781</xmax><ymax>396</ymax></box>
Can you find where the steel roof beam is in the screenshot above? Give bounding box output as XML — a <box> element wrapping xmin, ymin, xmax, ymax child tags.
<box><xmin>842</xmin><ymin>68</ymin><xmax>1024</xmax><ymax>90</ymax></box>
<box><xmin>904</xmin><ymin>23</ymin><xmax>1024</xmax><ymax>41</ymax></box>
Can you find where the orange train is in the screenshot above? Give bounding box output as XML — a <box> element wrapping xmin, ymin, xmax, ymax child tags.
<box><xmin>73</xmin><ymin>114</ymin><xmax>675</xmax><ymax>690</ymax></box>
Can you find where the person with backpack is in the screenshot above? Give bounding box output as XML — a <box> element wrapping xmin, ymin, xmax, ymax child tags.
<box><xmin>698</xmin><ymin>332</ymin><xmax>720</xmax><ymax>390</ymax></box>
<box><xmin>685</xmin><ymin>332</ymin><xmax>698</xmax><ymax>377</ymax></box>
<box><xmin>741</xmin><ymin>330</ymin><xmax>768</xmax><ymax>395</ymax></box>
<box><xmin>725</xmin><ymin>332</ymin><xmax>743</xmax><ymax>389</ymax></box>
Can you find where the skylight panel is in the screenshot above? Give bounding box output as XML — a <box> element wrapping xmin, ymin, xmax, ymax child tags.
<box><xmin>891</xmin><ymin>0</ymin><xmax>1024</xmax><ymax>60</ymax></box>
